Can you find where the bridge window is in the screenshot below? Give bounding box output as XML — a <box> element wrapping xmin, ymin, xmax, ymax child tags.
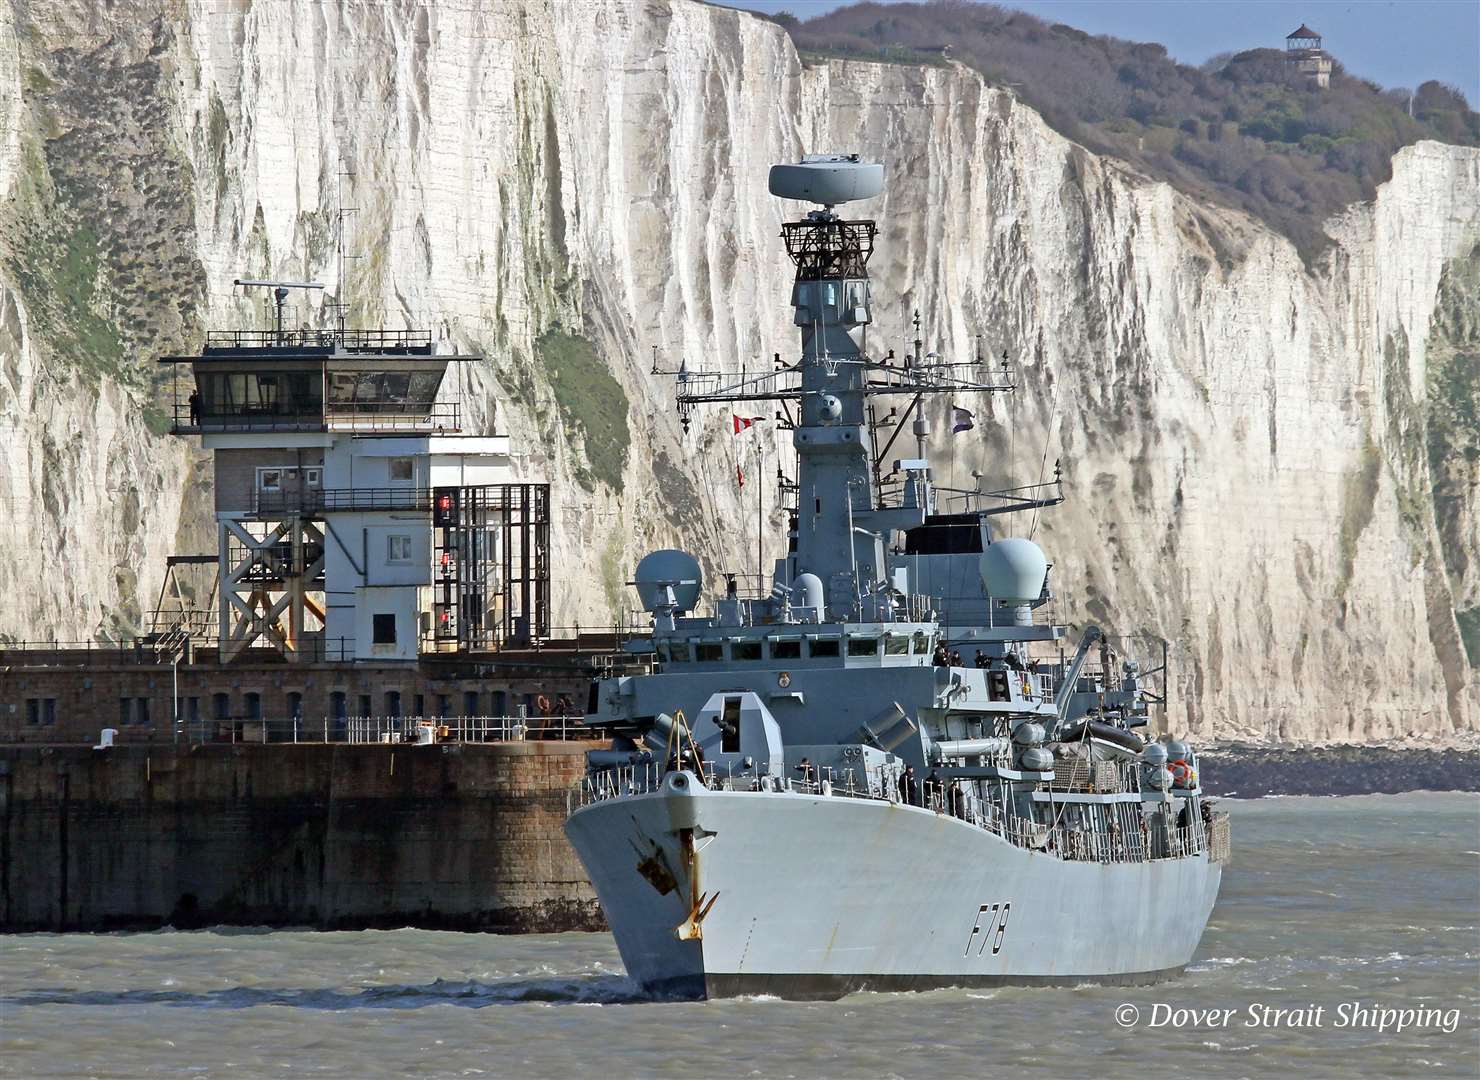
<box><xmin>771</xmin><ymin>639</ymin><xmax>801</xmax><ymax>659</ymax></box>
<box><xmin>668</xmin><ymin>642</ymin><xmax>691</xmax><ymax>662</ymax></box>
<box><xmin>847</xmin><ymin>637</ymin><xmax>879</xmax><ymax>657</ymax></box>
<box><xmin>696</xmin><ymin>642</ymin><xmax>723</xmax><ymax>662</ymax></box>
<box><xmin>733</xmin><ymin>641</ymin><xmax>762</xmax><ymax>661</ymax></box>
<box><xmin>884</xmin><ymin>635</ymin><xmax>909</xmax><ymax>656</ymax></box>
<box><xmin>913</xmin><ymin>632</ymin><xmax>931</xmax><ymax>654</ymax></box>
<box><xmin>808</xmin><ymin>637</ymin><xmax>840</xmax><ymax>658</ymax></box>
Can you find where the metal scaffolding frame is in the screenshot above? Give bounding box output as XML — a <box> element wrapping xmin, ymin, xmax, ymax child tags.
<box><xmin>216</xmin><ymin>516</ymin><xmax>327</xmax><ymax>664</ymax></box>
<box><xmin>432</xmin><ymin>484</ymin><xmax>551</xmax><ymax>652</ymax></box>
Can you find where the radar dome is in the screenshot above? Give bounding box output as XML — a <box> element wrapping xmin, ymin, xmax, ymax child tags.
<box><xmin>979</xmin><ymin>538</ymin><xmax>1048</xmax><ymax>603</ymax></box>
<box><xmin>634</xmin><ymin>549</ymin><xmax>702</xmax><ymax>613</ymax></box>
<box><xmin>769</xmin><ymin>155</ymin><xmax>883</xmax><ymax>207</ymax></box>
<box><xmin>791</xmin><ymin>573</ymin><xmax>824</xmax><ymax>613</ymax></box>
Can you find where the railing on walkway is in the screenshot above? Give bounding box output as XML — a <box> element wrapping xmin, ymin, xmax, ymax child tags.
<box><xmin>202</xmin><ymin>328</ymin><xmax>437</xmax><ymax>353</ymax></box>
<box><xmin>181</xmin><ymin>714</ymin><xmax>590</xmax><ymax>745</ymax></box>
<box><xmin>0</xmin><ymin>628</ymin><xmax>635</xmax><ymax>668</ymax></box>
<box><xmin>570</xmin><ymin>763</ymin><xmax>1215</xmax><ymax>864</ymax></box>
<box><xmin>169</xmin><ymin>401</ymin><xmax>460</xmax><ymax>436</ymax></box>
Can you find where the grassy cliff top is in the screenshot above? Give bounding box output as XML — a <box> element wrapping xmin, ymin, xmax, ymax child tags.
<box><xmin>767</xmin><ymin>1</ymin><xmax>1478</xmax><ymax>263</ymax></box>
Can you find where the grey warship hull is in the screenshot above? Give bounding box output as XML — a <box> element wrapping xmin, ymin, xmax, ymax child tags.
<box><xmin>566</xmin><ymin>780</ymin><xmax>1222</xmax><ymax>1000</ymax></box>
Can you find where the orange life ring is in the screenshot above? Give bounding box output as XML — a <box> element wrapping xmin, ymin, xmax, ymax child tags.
<box><xmin>535</xmin><ymin>694</ymin><xmax>552</xmax><ymax>715</ymax></box>
<box><xmin>1169</xmin><ymin>760</ymin><xmax>1191</xmax><ymax>786</ymax></box>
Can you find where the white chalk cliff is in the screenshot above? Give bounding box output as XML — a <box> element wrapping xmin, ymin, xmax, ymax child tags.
<box><xmin>0</xmin><ymin>0</ymin><xmax>1475</xmax><ymax>743</ymax></box>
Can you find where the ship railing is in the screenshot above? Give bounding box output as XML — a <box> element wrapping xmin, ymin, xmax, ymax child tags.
<box><xmin>570</xmin><ymin>765</ymin><xmax>1213</xmax><ymax>865</ymax></box>
<box><xmin>568</xmin><ymin>762</ymin><xmax>902</xmax><ymax>813</ymax></box>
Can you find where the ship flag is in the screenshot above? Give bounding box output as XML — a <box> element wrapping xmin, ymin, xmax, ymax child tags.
<box><xmin>733</xmin><ymin>414</ymin><xmax>764</xmax><ymax>487</ymax></box>
<box><xmin>951</xmin><ymin>405</ymin><xmax>975</xmax><ymax>434</ymax></box>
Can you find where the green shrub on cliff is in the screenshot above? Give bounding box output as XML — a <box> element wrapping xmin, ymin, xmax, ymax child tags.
<box><xmin>773</xmin><ymin>2</ymin><xmax>1478</xmax><ymax>263</ymax></box>
<box><xmin>535</xmin><ymin>330</ymin><xmax>631</xmax><ymax>493</ymax></box>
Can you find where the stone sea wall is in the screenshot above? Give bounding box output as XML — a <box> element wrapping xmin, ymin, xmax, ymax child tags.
<box><xmin>0</xmin><ymin>741</ymin><xmax>603</xmax><ymax>932</ymax></box>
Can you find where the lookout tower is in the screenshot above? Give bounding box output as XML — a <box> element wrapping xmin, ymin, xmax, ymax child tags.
<box><xmin>160</xmin><ymin>286</ymin><xmax>550</xmax><ymax>665</ymax></box>
<box><xmin>1285</xmin><ymin>24</ymin><xmax>1331</xmax><ymax>89</ymax></box>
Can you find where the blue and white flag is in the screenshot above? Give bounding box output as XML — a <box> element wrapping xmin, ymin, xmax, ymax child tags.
<box><xmin>951</xmin><ymin>405</ymin><xmax>975</xmax><ymax>434</ymax></box>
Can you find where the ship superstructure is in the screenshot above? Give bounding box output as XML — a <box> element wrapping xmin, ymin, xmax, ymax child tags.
<box><xmin>565</xmin><ymin>156</ymin><xmax>1228</xmax><ymax>999</ymax></box>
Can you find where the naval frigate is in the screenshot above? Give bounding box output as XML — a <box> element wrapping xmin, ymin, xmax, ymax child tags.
<box><xmin>565</xmin><ymin>155</ymin><xmax>1229</xmax><ymax>1000</ymax></box>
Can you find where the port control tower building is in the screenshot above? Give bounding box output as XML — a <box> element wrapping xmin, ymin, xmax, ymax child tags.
<box><xmin>160</xmin><ymin>288</ymin><xmax>550</xmax><ymax>665</ymax></box>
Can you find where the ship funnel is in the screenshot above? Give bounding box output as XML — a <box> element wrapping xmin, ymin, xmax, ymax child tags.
<box><xmin>769</xmin><ymin>154</ymin><xmax>883</xmax><ymax>208</ymax></box>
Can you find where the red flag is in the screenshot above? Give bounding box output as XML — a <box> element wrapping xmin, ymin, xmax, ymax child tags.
<box><xmin>732</xmin><ymin>415</ymin><xmax>762</xmax><ymax>486</ymax></box>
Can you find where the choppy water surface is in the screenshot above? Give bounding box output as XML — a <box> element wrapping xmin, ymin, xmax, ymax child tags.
<box><xmin>2</xmin><ymin>793</ymin><xmax>1476</xmax><ymax>1079</ymax></box>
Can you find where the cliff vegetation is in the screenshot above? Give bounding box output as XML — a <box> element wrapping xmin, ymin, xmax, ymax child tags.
<box><xmin>534</xmin><ymin>330</ymin><xmax>631</xmax><ymax>493</ymax></box>
<box><xmin>773</xmin><ymin>1</ymin><xmax>1479</xmax><ymax>262</ymax></box>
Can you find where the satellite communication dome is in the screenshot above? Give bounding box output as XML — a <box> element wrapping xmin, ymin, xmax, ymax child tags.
<box><xmin>634</xmin><ymin>549</ymin><xmax>702</xmax><ymax>613</ymax></box>
<box><xmin>979</xmin><ymin>538</ymin><xmax>1048</xmax><ymax>603</ymax></box>
<box><xmin>768</xmin><ymin>155</ymin><xmax>884</xmax><ymax>207</ymax></box>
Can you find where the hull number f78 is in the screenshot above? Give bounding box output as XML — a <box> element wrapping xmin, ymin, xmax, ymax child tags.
<box><xmin>964</xmin><ymin>902</ymin><xmax>1011</xmax><ymax>956</ymax></box>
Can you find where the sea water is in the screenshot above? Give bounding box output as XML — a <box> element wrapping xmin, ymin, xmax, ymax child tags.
<box><xmin>2</xmin><ymin>793</ymin><xmax>1476</xmax><ymax>1079</ymax></box>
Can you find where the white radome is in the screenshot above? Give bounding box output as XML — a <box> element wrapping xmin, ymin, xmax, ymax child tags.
<box><xmin>768</xmin><ymin>155</ymin><xmax>884</xmax><ymax>206</ymax></box>
<box><xmin>980</xmin><ymin>538</ymin><xmax>1048</xmax><ymax>603</ymax></box>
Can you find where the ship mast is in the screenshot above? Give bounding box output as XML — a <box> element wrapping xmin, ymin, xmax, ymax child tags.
<box><xmin>668</xmin><ymin>155</ymin><xmax>1027</xmax><ymax>620</ymax></box>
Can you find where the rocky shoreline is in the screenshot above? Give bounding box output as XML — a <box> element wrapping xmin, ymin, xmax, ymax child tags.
<box><xmin>1198</xmin><ymin>745</ymin><xmax>1480</xmax><ymax>798</ymax></box>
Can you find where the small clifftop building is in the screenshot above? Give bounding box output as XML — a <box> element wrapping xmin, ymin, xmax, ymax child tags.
<box><xmin>1285</xmin><ymin>24</ymin><xmax>1332</xmax><ymax>89</ymax></box>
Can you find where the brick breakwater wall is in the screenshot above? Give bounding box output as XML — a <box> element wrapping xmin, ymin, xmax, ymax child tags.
<box><xmin>0</xmin><ymin>742</ymin><xmax>607</xmax><ymax>932</ymax></box>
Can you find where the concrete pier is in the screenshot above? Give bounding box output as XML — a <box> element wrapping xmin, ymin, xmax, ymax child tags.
<box><xmin>0</xmin><ymin>741</ymin><xmax>606</xmax><ymax>932</ymax></box>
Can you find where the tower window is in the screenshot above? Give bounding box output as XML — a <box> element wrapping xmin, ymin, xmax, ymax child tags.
<box><xmin>388</xmin><ymin>457</ymin><xmax>414</xmax><ymax>482</ymax></box>
<box><xmin>372</xmin><ymin>613</ymin><xmax>397</xmax><ymax>644</ymax></box>
<box><xmin>387</xmin><ymin>535</ymin><xmax>413</xmax><ymax>563</ymax></box>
